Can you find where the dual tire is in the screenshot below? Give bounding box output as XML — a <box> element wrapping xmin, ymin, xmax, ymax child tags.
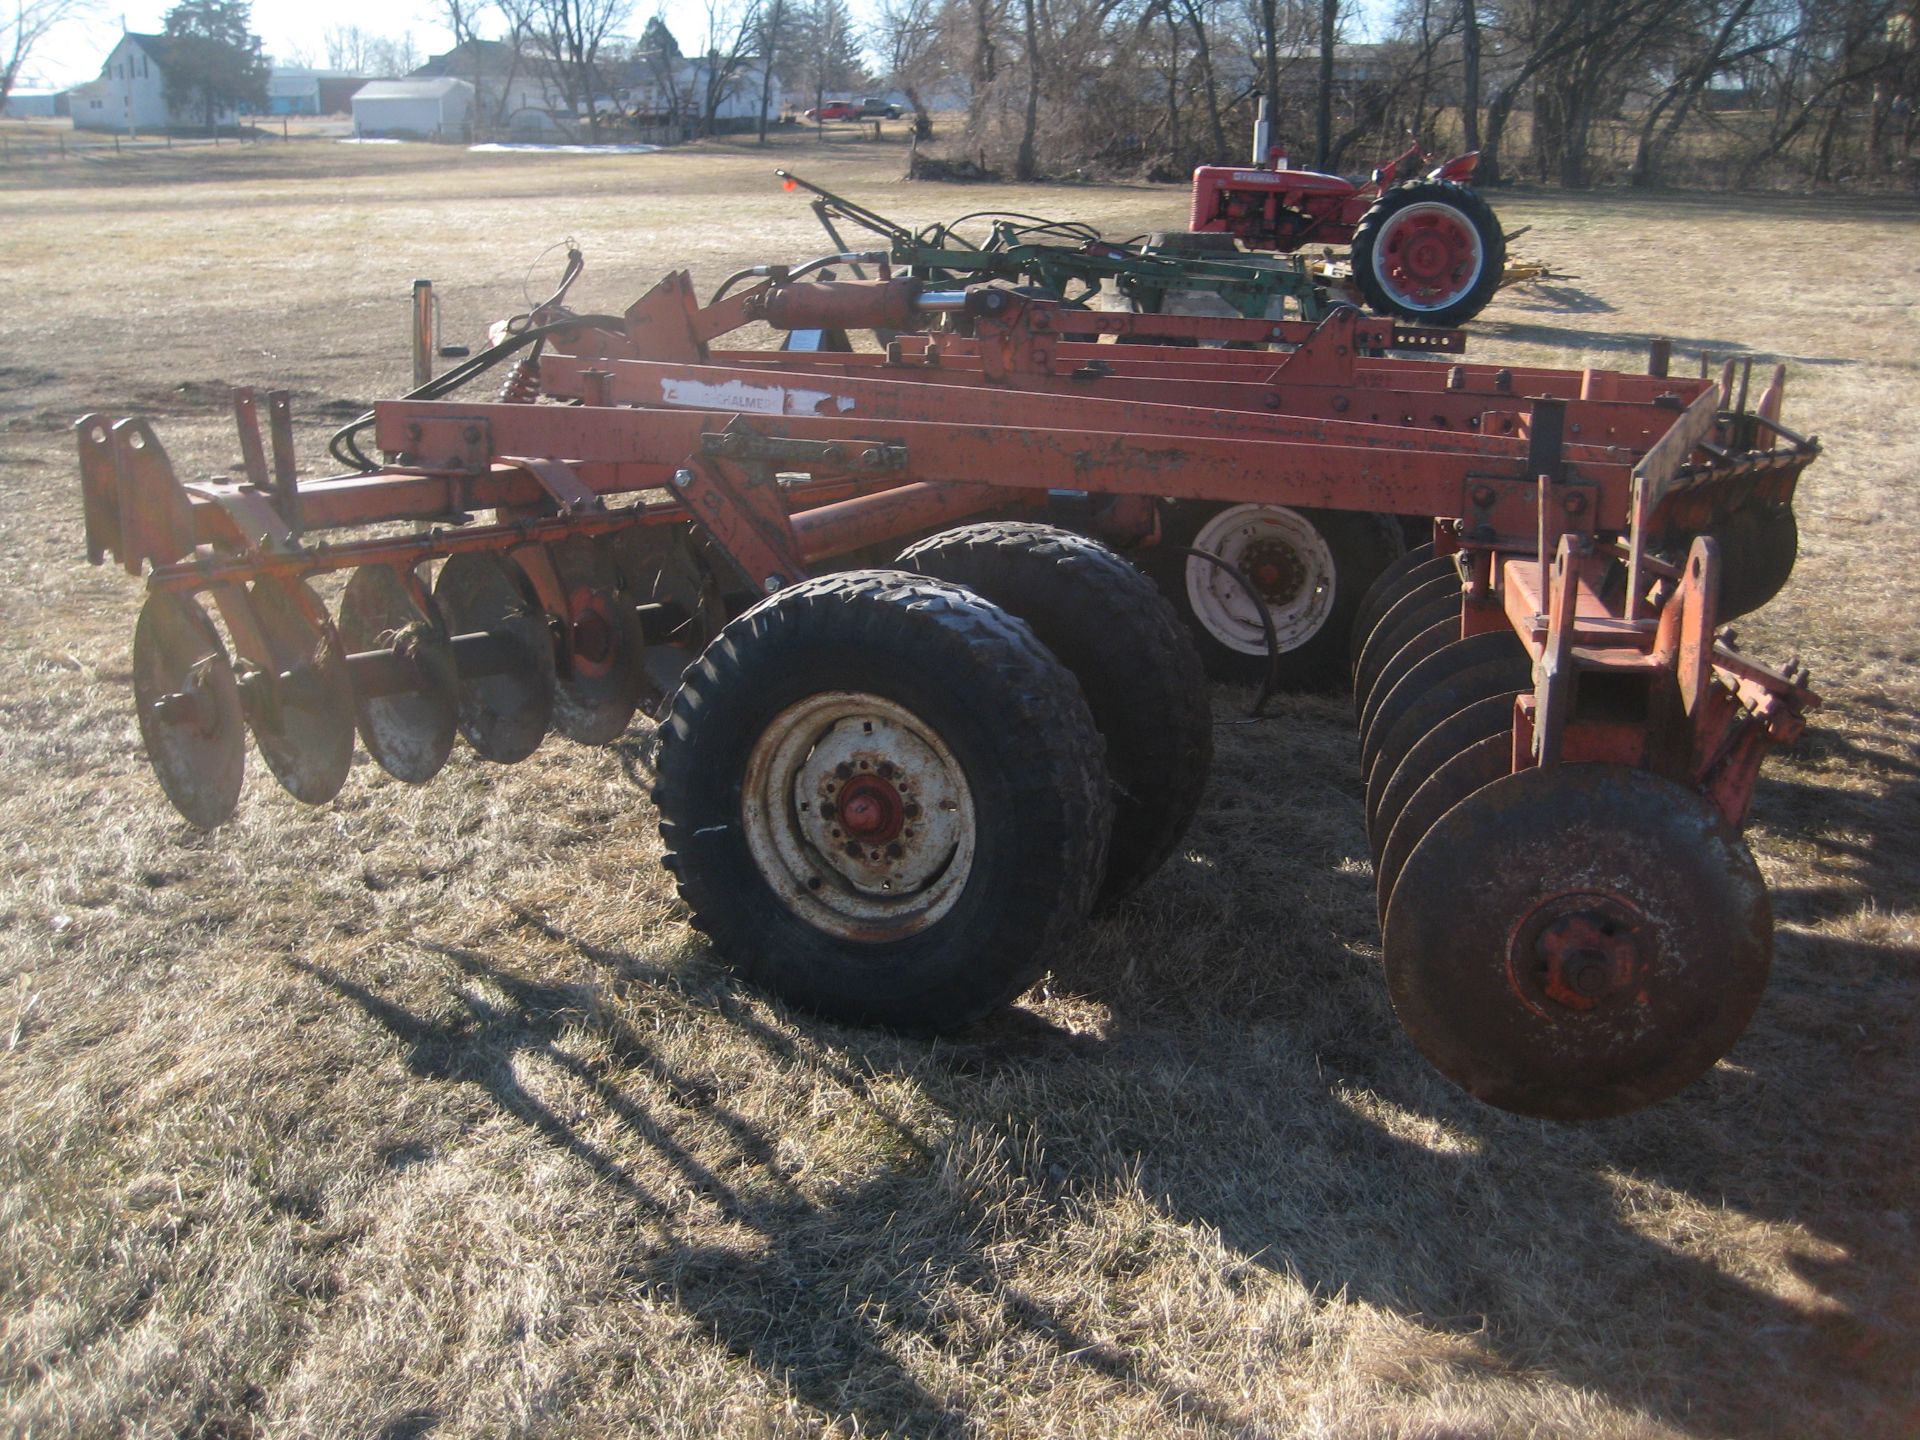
<box><xmin>655</xmin><ymin>527</ymin><xmax>1211</xmax><ymax>1032</ymax></box>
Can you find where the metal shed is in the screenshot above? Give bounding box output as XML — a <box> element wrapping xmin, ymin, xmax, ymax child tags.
<box><xmin>351</xmin><ymin>78</ymin><xmax>474</xmax><ymax>140</ymax></box>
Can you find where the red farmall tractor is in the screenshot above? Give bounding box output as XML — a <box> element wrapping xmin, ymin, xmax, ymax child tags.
<box><xmin>1187</xmin><ymin>128</ymin><xmax>1505</xmax><ymax>327</ymax></box>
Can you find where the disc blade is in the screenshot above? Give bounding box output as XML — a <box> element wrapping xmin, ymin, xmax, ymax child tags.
<box><xmin>246</xmin><ymin>577</ymin><xmax>355</xmax><ymax>805</ymax></box>
<box><xmin>1368</xmin><ymin>689</ymin><xmax>1522</xmax><ymax>851</ymax></box>
<box><xmin>1353</xmin><ymin>575</ymin><xmax>1459</xmax><ymax>716</ymax></box>
<box><xmin>133</xmin><ymin>591</ymin><xmax>245</xmax><ymax>828</ymax></box>
<box><xmin>1382</xmin><ymin>764</ymin><xmax>1772</xmax><ymax>1120</ymax></box>
<box><xmin>1356</xmin><ymin>616</ymin><xmax>1459</xmax><ymax>751</ymax></box>
<box><xmin>1350</xmin><ymin>544</ymin><xmax>1444</xmax><ymax>666</ymax></box>
<box><xmin>543</xmin><ymin>535</ymin><xmax>644</xmax><ymax>746</ymax></box>
<box><xmin>337</xmin><ymin>564</ymin><xmax>457</xmax><ymax>783</ymax></box>
<box><xmin>1375</xmin><ymin>730</ymin><xmax>1512</xmax><ymax>920</ymax></box>
<box><xmin>435</xmin><ymin>552</ymin><xmax>555</xmax><ymax>763</ymax></box>
<box><xmin>1353</xmin><ymin>559</ymin><xmax>1457</xmax><ymax>696</ymax></box>
<box><xmin>1717</xmin><ymin>504</ymin><xmax>1798</xmax><ymax>621</ymax></box>
<box><xmin>602</xmin><ymin>525</ymin><xmax>727</xmax><ymax>715</ymax></box>
<box><xmin>1361</xmin><ymin>630</ymin><xmax>1529</xmax><ymax>783</ymax></box>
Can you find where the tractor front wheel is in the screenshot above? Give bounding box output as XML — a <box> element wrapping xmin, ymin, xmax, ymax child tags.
<box><xmin>654</xmin><ymin>571</ymin><xmax>1111</xmax><ymax>1031</ymax></box>
<box><xmin>1350</xmin><ymin>180</ymin><xmax>1505</xmax><ymax>327</ymax></box>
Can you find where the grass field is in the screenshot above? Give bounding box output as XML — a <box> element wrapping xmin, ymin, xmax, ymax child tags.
<box><xmin>1</xmin><ymin>133</ymin><xmax>1917</xmax><ymax>1438</ymax></box>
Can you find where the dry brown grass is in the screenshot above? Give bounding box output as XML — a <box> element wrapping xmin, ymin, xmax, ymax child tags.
<box><xmin>1</xmin><ymin>134</ymin><xmax>1917</xmax><ymax>1438</ymax></box>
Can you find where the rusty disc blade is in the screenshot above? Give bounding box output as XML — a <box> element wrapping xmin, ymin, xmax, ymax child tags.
<box><xmin>1375</xmin><ymin>731</ymin><xmax>1512</xmax><ymax>920</ymax></box>
<box><xmin>133</xmin><ymin>590</ymin><xmax>245</xmax><ymax>828</ymax></box>
<box><xmin>1356</xmin><ymin>615</ymin><xmax>1459</xmax><ymax>751</ymax></box>
<box><xmin>1349</xmin><ymin>545</ymin><xmax>1444</xmax><ymax>667</ymax></box>
<box><xmin>435</xmin><ymin>552</ymin><xmax>555</xmax><ymax>764</ymax></box>
<box><xmin>1361</xmin><ymin>630</ymin><xmax>1530</xmax><ymax>787</ymax></box>
<box><xmin>1383</xmin><ymin>763</ymin><xmax>1772</xmax><ymax>1120</ymax></box>
<box><xmin>246</xmin><ymin>577</ymin><xmax>355</xmax><ymax>805</ymax></box>
<box><xmin>1368</xmin><ymin>689</ymin><xmax>1521</xmax><ymax>852</ymax></box>
<box><xmin>1352</xmin><ymin>562</ymin><xmax>1457</xmax><ymax>699</ymax></box>
<box><xmin>1717</xmin><ymin>504</ymin><xmax>1798</xmax><ymax>621</ymax></box>
<box><xmin>337</xmin><ymin>564</ymin><xmax>457</xmax><ymax>784</ymax></box>
<box><xmin>543</xmin><ymin>535</ymin><xmax>644</xmax><ymax>746</ymax></box>
<box><xmin>1354</xmin><ymin>580</ymin><xmax>1459</xmax><ymax>719</ymax></box>
<box><xmin>602</xmin><ymin>526</ymin><xmax>727</xmax><ymax>714</ymax></box>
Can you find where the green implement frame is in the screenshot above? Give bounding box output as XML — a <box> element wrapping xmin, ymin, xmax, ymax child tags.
<box><xmin>774</xmin><ymin>168</ymin><xmax>1333</xmax><ymax>325</ymax></box>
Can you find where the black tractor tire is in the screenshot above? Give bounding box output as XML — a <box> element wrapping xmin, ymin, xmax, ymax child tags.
<box><xmin>1142</xmin><ymin>501</ymin><xmax>1404</xmax><ymax>689</ymax></box>
<box><xmin>1351</xmin><ymin>180</ymin><xmax>1505</xmax><ymax>328</ymax></box>
<box><xmin>899</xmin><ymin>522</ymin><xmax>1213</xmax><ymax>904</ymax></box>
<box><xmin>654</xmin><ymin>571</ymin><xmax>1111</xmax><ymax>1032</ymax></box>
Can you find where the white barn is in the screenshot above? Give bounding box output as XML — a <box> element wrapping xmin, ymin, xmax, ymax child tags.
<box><xmin>351</xmin><ymin>78</ymin><xmax>474</xmax><ymax>140</ymax></box>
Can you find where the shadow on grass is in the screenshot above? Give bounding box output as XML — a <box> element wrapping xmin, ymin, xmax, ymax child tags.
<box><xmin>1473</xmin><ymin>311</ymin><xmax>1860</xmax><ymax>369</ymax></box>
<box><xmin>289</xmin><ymin>696</ymin><xmax>1919</xmax><ymax>1437</ymax></box>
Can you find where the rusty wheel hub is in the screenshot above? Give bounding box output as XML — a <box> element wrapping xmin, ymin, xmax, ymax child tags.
<box><xmin>1514</xmin><ymin>896</ymin><xmax>1645</xmax><ymax>1014</ymax></box>
<box><xmin>743</xmin><ymin>691</ymin><xmax>976</xmax><ymax>941</ymax></box>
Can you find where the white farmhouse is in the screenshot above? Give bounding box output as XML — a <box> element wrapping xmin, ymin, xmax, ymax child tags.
<box><xmin>71</xmin><ymin>32</ymin><xmax>244</xmax><ymax>133</ymax></box>
<box><xmin>350</xmin><ymin>78</ymin><xmax>475</xmax><ymax>140</ymax></box>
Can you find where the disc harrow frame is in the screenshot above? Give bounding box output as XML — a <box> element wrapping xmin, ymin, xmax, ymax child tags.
<box><xmin>74</xmin><ymin>262</ymin><xmax>1821</xmax><ymax>1119</ymax></box>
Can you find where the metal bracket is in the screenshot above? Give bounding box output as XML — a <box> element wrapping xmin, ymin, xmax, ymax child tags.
<box><xmin>700</xmin><ymin>419</ymin><xmax>906</xmax><ymax>474</ymax></box>
<box><xmin>1461</xmin><ymin>474</ymin><xmax>1597</xmax><ymax>551</ymax></box>
<box><xmin>110</xmin><ymin>418</ymin><xmax>196</xmax><ymax>577</ymax></box>
<box><xmin>400</xmin><ymin>416</ymin><xmax>493</xmax><ymax>475</ymax></box>
<box><xmin>1532</xmin><ymin>530</ymin><xmax>1590</xmax><ymax>766</ymax></box>
<box><xmin>671</xmin><ymin>446</ymin><xmax>809</xmax><ymax>594</ymax></box>
<box><xmin>500</xmin><ymin>455</ymin><xmax>603</xmax><ymax>513</ymax></box>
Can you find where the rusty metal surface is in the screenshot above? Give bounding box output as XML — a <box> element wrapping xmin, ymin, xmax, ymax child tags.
<box><xmin>434</xmin><ymin>553</ymin><xmax>555</xmax><ymax>764</ymax></box>
<box><xmin>238</xmin><ymin>577</ymin><xmax>356</xmax><ymax>806</ymax></box>
<box><xmin>1366</xmin><ymin>690</ymin><xmax>1522</xmax><ymax>854</ymax></box>
<box><xmin>131</xmin><ymin>591</ymin><xmax>246</xmax><ymax>829</ymax></box>
<box><xmin>1382</xmin><ymin>763</ymin><xmax>1772</xmax><ymax>1120</ymax></box>
<box><xmin>336</xmin><ymin>564</ymin><xmax>457</xmax><ymax>784</ymax></box>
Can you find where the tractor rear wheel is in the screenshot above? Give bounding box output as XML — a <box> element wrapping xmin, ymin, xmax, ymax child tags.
<box><xmin>899</xmin><ymin>522</ymin><xmax>1212</xmax><ymax>903</ymax></box>
<box><xmin>1351</xmin><ymin>180</ymin><xmax>1505</xmax><ymax>327</ymax></box>
<box><xmin>1144</xmin><ymin>501</ymin><xmax>1402</xmax><ymax>689</ymax></box>
<box><xmin>654</xmin><ymin>571</ymin><xmax>1111</xmax><ymax>1032</ymax></box>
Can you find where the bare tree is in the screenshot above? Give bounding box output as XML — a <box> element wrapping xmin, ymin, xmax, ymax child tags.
<box><xmin>437</xmin><ymin>0</ymin><xmax>497</xmax><ymax>127</ymax></box>
<box><xmin>325</xmin><ymin>27</ymin><xmax>420</xmax><ymax>76</ymax></box>
<box><xmin>872</xmin><ymin>0</ymin><xmax>942</xmax><ymax>132</ymax></box>
<box><xmin>1172</xmin><ymin>0</ymin><xmax>1227</xmax><ymax>161</ymax></box>
<box><xmin>1315</xmin><ymin>0</ymin><xmax>1337</xmax><ymax>165</ymax></box>
<box><xmin>1460</xmin><ymin>0</ymin><xmax>1480</xmax><ymax>149</ymax></box>
<box><xmin>508</xmin><ymin>0</ymin><xmax>634</xmax><ymax>138</ymax></box>
<box><xmin>1014</xmin><ymin>0</ymin><xmax>1039</xmax><ymax>176</ymax></box>
<box><xmin>756</xmin><ymin>0</ymin><xmax>789</xmax><ymax>139</ymax></box>
<box><xmin>1</xmin><ymin>0</ymin><xmax>95</xmax><ymax>112</ymax></box>
<box><xmin>795</xmin><ymin>0</ymin><xmax>863</xmax><ymax>124</ymax></box>
<box><xmin>694</xmin><ymin>0</ymin><xmax>763</xmax><ymax>134</ymax></box>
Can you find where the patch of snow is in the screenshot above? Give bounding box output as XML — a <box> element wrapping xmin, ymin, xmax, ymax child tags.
<box><xmin>467</xmin><ymin>142</ymin><xmax>661</xmax><ymax>155</ymax></box>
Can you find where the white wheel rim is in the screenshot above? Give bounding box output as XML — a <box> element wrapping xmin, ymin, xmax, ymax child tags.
<box><xmin>1371</xmin><ymin>201</ymin><xmax>1486</xmax><ymax>313</ymax></box>
<box><xmin>1186</xmin><ymin>504</ymin><xmax>1337</xmax><ymax>656</ymax></box>
<box><xmin>742</xmin><ymin>691</ymin><xmax>976</xmax><ymax>942</ymax></box>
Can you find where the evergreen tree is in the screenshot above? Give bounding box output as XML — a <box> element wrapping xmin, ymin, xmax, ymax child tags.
<box><xmin>162</xmin><ymin>0</ymin><xmax>269</xmax><ymax>131</ymax></box>
<box><xmin>794</xmin><ymin>0</ymin><xmax>865</xmax><ymax>115</ymax></box>
<box><xmin>638</xmin><ymin>14</ymin><xmax>681</xmax><ymax>57</ymax></box>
